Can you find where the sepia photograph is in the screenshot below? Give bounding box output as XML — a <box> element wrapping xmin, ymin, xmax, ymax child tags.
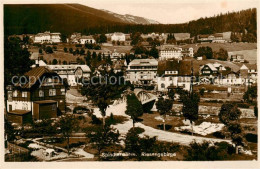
<box><xmin>1</xmin><ymin>0</ymin><xmax>259</xmax><ymax>167</ymax></box>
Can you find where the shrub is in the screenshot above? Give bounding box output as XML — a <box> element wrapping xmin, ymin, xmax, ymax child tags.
<box><xmin>213</xmin><ymin>131</ymin><xmax>225</xmax><ymax>139</ymax></box>
<box><xmin>245</xmin><ymin>133</ymin><xmax>257</xmax><ymax>143</ymax></box>
<box><xmin>75</xmin><ymin>44</ymin><xmax>82</xmax><ymax>47</ymax></box>
<box><xmin>237</xmin><ymin>103</ymin><xmax>250</xmax><ymax>108</ymax></box>
<box><xmin>91</xmin><ymin>115</ymin><xmax>102</xmax><ymax>125</ymax></box>
<box><xmin>128</xmin><ymin>127</ymin><xmax>145</xmax><ymax>134</ymax></box>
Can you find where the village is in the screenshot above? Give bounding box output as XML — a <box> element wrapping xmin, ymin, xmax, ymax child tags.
<box><xmin>4</xmin><ymin>28</ymin><xmax>257</xmax><ymax>162</ymax></box>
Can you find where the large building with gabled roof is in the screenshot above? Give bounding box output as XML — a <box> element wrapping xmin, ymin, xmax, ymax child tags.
<box><xmin>6</xmin><ymin>66</ymin><xmax>66</xmax><ymax>124</ymax></box>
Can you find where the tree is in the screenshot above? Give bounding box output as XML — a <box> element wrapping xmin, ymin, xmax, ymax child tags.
<box><xmin>52</xmin><ymin>59</ymin><xmax>58</xmax><ymax>65</ymax></box>
<box><xmin>81</xmin><ymin>82</ymin><xmax>127</xmax><ymax>127</ymax></box>
<box><xmin>168</xmin><ymin>89</ymin><xmax>175</xmax><ymax>100</ymax></box>
<box><xmin>243</xmin><ymin>86</ymin><xmax>257</xmax><ymax>103</ymax></box>
<box><xmin>219</xmin><ymin>104</ymin><xmax>241</xmax><ymax>126</ymax></box>
<box><xmin>45</xmin><ymin>46</ymin><xmax>53</xmax><ymax>54</ymax></box>
<box><xmin>219</xmin><ymin>104</ymin><xmax>243</xmax><ymax>153</ymax></box>
<box><xmin>199</xmin><ymin>88</ymin><xmax>205</xmax><ymax>96</ymax></box>
<box><xmin>185</xmin><ymin>141</ymin><xmax>230</xmax><ymax>160</ymax></box>
<box><xmin>80</xmin><ymin>48</ymin><xmax>85</xmax><ymax>55</ymax></box>
<box><xmin>156</xmin><ymin>97</ymin><xmax>173</xmax><ymax>131</ymax></box>
<box><xmin>182</xmin><ymin>93</ymin><xmax>200</xmax><ymax>135</ymax></box>
<box><xmin>69</xmin><ymin>48</ymin><xmax>73</xmax><ymax>53</ymax></box>
<box><xmin>254</xmin><ymin>106</ymin><xmax>258</xmax><ymax>118</ymax></box>
<box><xmin>97</xmin><ymin>53</ymin><xmax>102</xmax><ymax>61</ymax></box>
<box><xmin>194</xmin><ymin>46</ymin><xmax>213</xmax><ymax>59</ymax></box>
<box><xmin>149</xmin><ymin>46</ymin><xmax>159</xmax><ymax>58</ymax></box>
<box><xmin>85</xmin><ymin>50</ymin><xmax>91</xmax><ymax>66</ymax></box>
<box><xmin>58</xmin><ymin>115</ymin><xmax>79</xmax><ymax>155</ymax></box>
<box><xmin>62</xmin><ymin>60</ymin><xmax>67</xmax><ymax>65</ymax></box>
<box><xmin>124</xmin><ymin>127</ymin><xmax>157</xmax><ymax>160</ymax></box>
<box><xmin>39</xmin><ymin>48</ymin><xmax>43</xmax><ymax>54</ymax></box>
<box><xmin>99</xmin><ymin>34</ymin><xmax>107</xmax><ymax>43</ymax></box>
<box><xmin>4</xmin><ymin>36</ymin><xmax>32</xmax><ymax>95</ymax></box>
<box><xmin>4</xmin><ymin>117</ymin><xmax>16</xmax><ymax>142</ymax></box>
<box><xmin>216</xmin><ymin>48</ymin><xmax>228</xmax><ymax>61</ymax></box>
<box><xmin>86</xmin><ymin>125</ymin><xmax>120</xmax><ymax>158</ymax></box>
<box><xmin>63</xmin><ymin>47</ymin><xmax>68</xmax><ymax>53</ymax></box>
<box><xmin>125</xmin><ymin>94</ymin><xmax>144</xmax><ymax>128</ymax></box>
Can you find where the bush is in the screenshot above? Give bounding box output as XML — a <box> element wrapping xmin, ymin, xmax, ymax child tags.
<box><xmin>91</xmin><ymin>115</ymin><xmax>102</xmax><ymax>125</ymax></box>
<box><xmin>213</xmin><ymin>131</ymin><xmax>226</xmax><ymax>139</ymax></box>
<box><xmin>75</xmin><ymin>44</ymin><xmax>82</xmax><ymax>47</ymax></box>
<box><xmin>106</xmin><ymin>114</ymin><xmax>128</xmax><ymax>125</ymax></box>
<box><xmin>69</xmin><ymin>141</ymin><xmax>85</xmax><ymax>148</ymax></box>
<box><xmin>245</xmin><ymin>133</ymin><xmax>257</xmax><ymax>143</ymax></box>
<box><xmin>157</xmin><ymin>124</ymin><xmax>172</xmax><ymax>131</ymax></box>
<box><xmin>128</xmin><ymin>127</ymin><xmax>145</xmax><ymax>134</ymax></box>
<box><xmin>237</xmin><ymin>103</ymin><xmax>250</xmax><ymax>108</ymax></box>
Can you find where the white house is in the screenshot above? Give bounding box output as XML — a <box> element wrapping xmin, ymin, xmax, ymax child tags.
<box><xmin>34</xmin><ymin>31</ymin><xmax>61</xmax><ymax>44</ymax></box>
<box><xmin>32</xmin><ymin>60</ymin><xmax>91</xmax><ymax>86</ymax></box>
<box><xmin>80</xmin><ymin>36</ymin><xmax>96</xmax><ymax>44</ymax></box>
<box><xmin>214</xmin><ymin>71</ymin><xmax>244</xmax><ymax>85</ymax></box>
<box><xmin>159</xmin><ymin>45</ymin><xmax>183</xmax><ymax>60</ymax></box>
<box><xmin>157</xmin><ymin>60</ymin><xmax>192</xmax><ymax>92</ymax></box>
<box><xmin>126</xmin><ymin>59</ymin><xmax>158</xmax><ymax>86</ymax></box>
<box><xmin>111</xmin><ymin>32</ymin><xmax>125</xmax><ymax>42</ymax></box>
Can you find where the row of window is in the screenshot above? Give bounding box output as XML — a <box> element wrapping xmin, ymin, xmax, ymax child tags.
<box><xmin>12</xmin><ymin>89</ymin><xmax>65</xmax><ymax>98</ymax></box>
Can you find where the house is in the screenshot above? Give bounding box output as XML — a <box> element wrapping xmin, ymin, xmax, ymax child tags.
<box><xmin>230</xmin><ymin>54</ymin><xmax>245</xmax><ymax>63</ymax></box>
<box><xmin>197</xmin><ymin>33</ymin><xmax>226</xmax><ymax>43</ymax></box>
<box><xmin>47</xmin><ymin>65</ymin><xmax>91</xmax><ymax>86</ymax></box>
<box><xmin>239</xmin><ymin>64</ymin><xmax>257</xmax><ymax>84</ymax></box>
<box><xmin>34</xmin><ymin>31</ymin><xmax>61</xmax><ymax>44</ymax></box>
<box><xmin>32</xmin><ymin>60</ymin><xmax>91</xmax><ymax>86</ymax></box>
<box><xmin>80</xmin><ymin>36</ymin><xmax>96</xmax><ymax>44</ymax></box>
<box><xmin>214</xmin><ymin>71</ymin><xmax>244</xmax><ymax>85</ymax></box>
<box><xmin>111</xmin><ymin>32</ymin><xmax>125</xmax><ymax>42</ymax></box>
<box><xmin>181</xmin><ymin>47</ymin><xmax>194</xmax><ymax>57</ymax></box>
<box><xmin>112</xmin><ymin>60</ymin><xmax>127</xmax><ymax>73</ymax></box>
<box><xmin>126</xmin><ymin>59</ymin><xmax>158</xmax><ymax>86</ymax></box>
<box><xmin>200</xmin><ymin>63</ymin><xmax>226</xmax><ymax>76</ymax></box>
<box><xmin>157</xmin><ymin>60</ymin><xmax>192</xmax><ymax>92</ymax></box>
<box><xmin>111</xmin><ymin>52</ymin><xmax>121</xmax><ymax>60</ymax></box>
<box><xmin>159</xmin><ymin>45</ymin><xmax>183</xmax><ymax>60</ymax></box>
<box><xmin>70</xmin><ymin>32</ymin><xmax>81</xmax><ymax>44</ymax></box>
<box><xmin>6</xmin><ymin>66</ymin><xmax>66</xmax><ymax>124</ymax></box>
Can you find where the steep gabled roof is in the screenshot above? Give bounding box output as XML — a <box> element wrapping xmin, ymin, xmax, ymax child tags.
<box><xmin>19</xmin><ymin>66</ymin><xmax>55</xmax><ymax>89</ymax></box>
<box><xmin>157</xmin><ymin>60</ymin><xmax>192</xmax><ymax>76</ymax></box>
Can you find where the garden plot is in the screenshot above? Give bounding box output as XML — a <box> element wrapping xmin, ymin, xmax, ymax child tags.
<box><xmin>174</xmin><ymin>121</ymin><xmax>224</xmax><ymax>136</ymax></box>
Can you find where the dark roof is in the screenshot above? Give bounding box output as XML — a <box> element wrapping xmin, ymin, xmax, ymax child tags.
<box><xmin>221</xmin><ymin>70</ymin><xmax>239</xmax><ymax>76</ymax></box>
<box><xmin>34</xmin><ymin>100</ymin><xmax>57</xmax><ymax>104</ymax></box>
<box><xmin>157</xmin><ymin>60</ymin><xmax>192</xmax><ymax>76</ymax></box>
<box><xmin>8</xmin><ymin>110</ymin><xmax>31</xmax><ymax>115</ymax></box>
<box><xmin>18</xmin><ymin>67</ymin><xmax>55</xmax><ymax>89</ymax></box>
<box><xmin>245</xmin><ymin>64</ymin><xmax>257</xmax><ymax>70</ymax></box>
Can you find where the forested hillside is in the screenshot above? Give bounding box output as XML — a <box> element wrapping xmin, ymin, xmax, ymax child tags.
<box><xmin>4</xmin><ymin>4</ymin><xmax>256</xmax><ymax>39</ymax></box>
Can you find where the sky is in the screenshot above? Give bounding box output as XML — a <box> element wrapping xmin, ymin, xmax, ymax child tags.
<box><xmin>76</xmin><ymin>0</ymin><xmax>258</xmax><ymax>24</ymax></box>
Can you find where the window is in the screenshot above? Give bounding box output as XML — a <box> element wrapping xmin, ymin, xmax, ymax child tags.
<box><xmin>22</xmin><ymin>92</ymin><xmax>27</xmax><ymax>98</ymax></box>
<box><xmin>39</xmin><ymin>90</ymin><xmax>44</xmax><ymax>97</ymax></box>
<box><xmin>61</xmin><ymin>88</ymin><xmax>65</xmax><ymax>95</ymax></box>
<box><xmin>161</xmin><ymin>83</ymin><xmax>165</xmax><ymax>88</ymax></box>
<box><xmin>49</xmin><ymin>89</ymin><xmax>56</xmax><ymax>96</ymax></box>
<box><xmin>13</xmin><ymin>90</ymin><xmax>18</xmax><ymax>97</ymax></box>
